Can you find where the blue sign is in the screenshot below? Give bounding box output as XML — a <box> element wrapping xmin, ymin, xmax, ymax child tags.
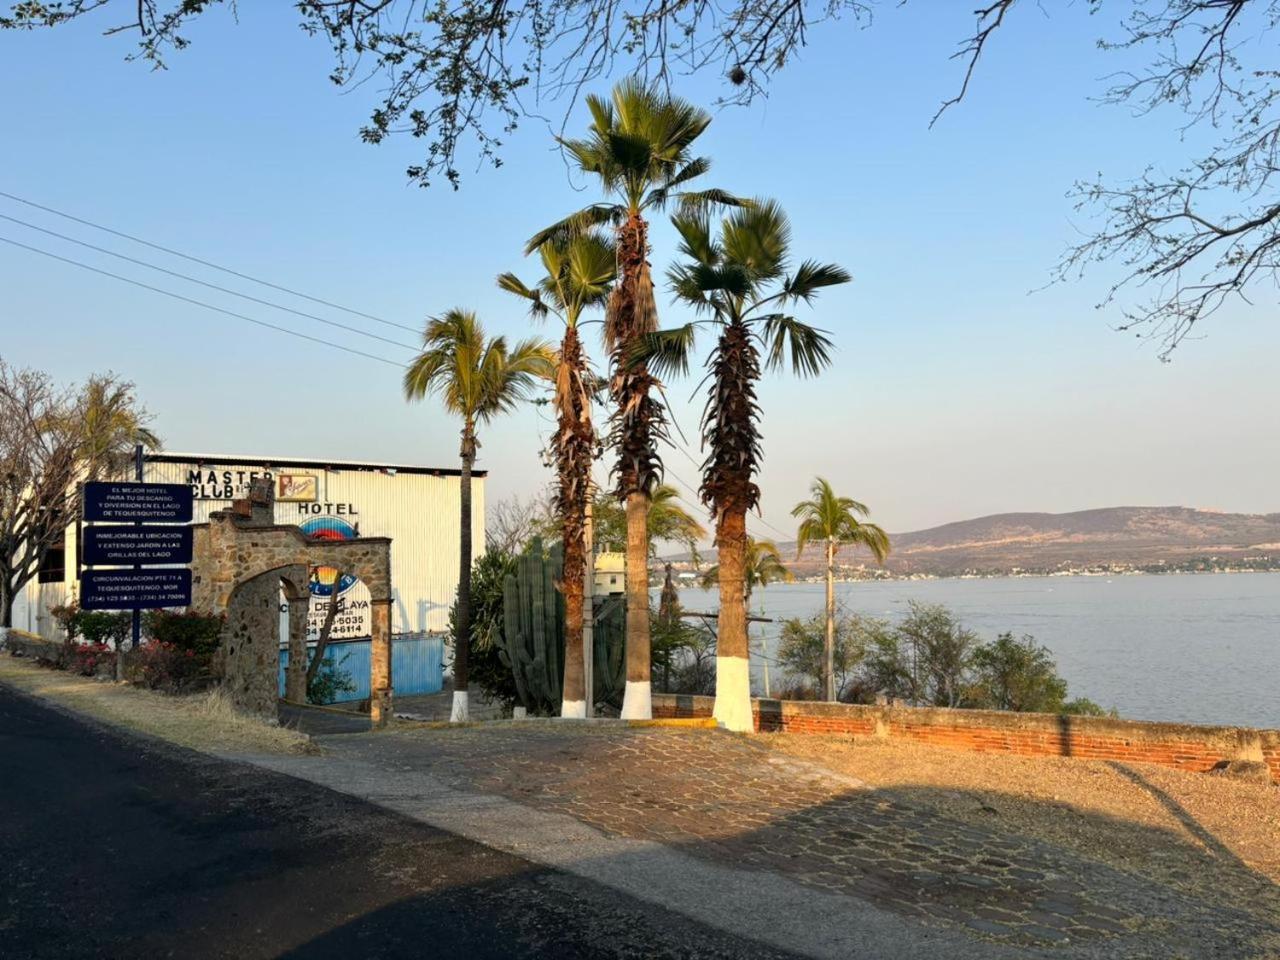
<box><xmin>82</xmin><ymin>525</ymin><xmax>193</xmax><ymax>567</ymax></box>
<box><xmin>81</xmin><ymin>569</ymin><xmax>193</xmax><ymax>611</ymax></box>
<box><xmin>84</xmin><ymin>482</ymin><xmax>192</xmax><ymax>523</ymax></box>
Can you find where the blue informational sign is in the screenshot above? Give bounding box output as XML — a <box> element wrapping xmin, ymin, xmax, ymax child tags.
<box><xmin>82</xmin><ymin>525</ymin><xmax>193</xmax><ymax>566</ymax></box>
<box><xmin>83</xmin><ymin>482</ymin><xmax>193</xmax><ymax>523</ymax></box>
<box><xmin>80</xmin><ymin>569</ymin><xmax>193</xmax><ymax>611</ymax></box>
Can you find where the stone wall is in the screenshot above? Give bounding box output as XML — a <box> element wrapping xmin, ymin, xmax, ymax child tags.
<box><xmin>189</xmin><ymin>479</ymin><xmax>394</xmax><ymax>722</ymax></box>
<box><xmin>652</xmin><ymin>693</ymin><xmax>1280</xmax><ymax>784</ymax></box>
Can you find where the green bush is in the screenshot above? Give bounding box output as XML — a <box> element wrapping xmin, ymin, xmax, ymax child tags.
<box><xmin>48</xmin><ymin>603</ymin><xmax>130</xmax><ymax>647</ymax></box>
<box><xmin>969</xmin><ymin>632</ymin><xmax>1068</xmax><ymax>713</ymax></box>
<box><xmin>143</xmin><ymin>609</ymin><xmax>223</xmax><ymax>657</ymax></box>
<box><xmin>776</xmin><ymin>612</ymin><xmax>889</xmax><ymax>702</ymax></box>
<box><xmin>306</xmin><ymin>655</ymin><xmax>357</xmax><ymax>705</ymax></box>
<box><xmin>449</xmin><ymin>549</ymin><xmax>520</xmax><ymax>707</ymax></box>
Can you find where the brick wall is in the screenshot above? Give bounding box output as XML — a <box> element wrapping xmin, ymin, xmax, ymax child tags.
<box><xmin>653</xmin><ymin>694</ymin><xmax>1280</xmax><ymax>783</ymax></box>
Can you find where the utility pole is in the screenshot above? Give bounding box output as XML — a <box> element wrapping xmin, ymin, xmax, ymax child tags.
<box><xmin>582</xmin><ymin>480</ymin><xmax>595</xmax><ymax>718</ymax></box>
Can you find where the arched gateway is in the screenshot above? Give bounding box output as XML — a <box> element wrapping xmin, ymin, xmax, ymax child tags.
<box><xmin>190</xmin><ymin>478</ymin><xmax>394</xmax><ymax>725</ymax></box>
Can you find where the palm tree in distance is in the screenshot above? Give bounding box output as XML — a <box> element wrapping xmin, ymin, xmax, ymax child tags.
<box><xmin>792</xmin><ymin>477</ymin><xmax>890</xmax><ymax>701</ymax></box>
<box><xmin>404</xmin><ymin>310</ymin><xmax>554</xmax><ymax>721</ymax></box>
<box><xmin>643</xmin><ymin>199</ymin><xmax>850</xmax><ymax>730</ymax></box>
<box><xmin>700</xmin><ymin>536</ymin><xmax>793</xmax><ymax>604</ymax></box>
<box><xmin>529</xmin><ymin>79</ymin><xmax>741</xmax><ymax>719</ymax></box>
<box><xmin>499</xmin><ymin>232</ymin><xmax>615</xmax><ymax>717</ymax></box>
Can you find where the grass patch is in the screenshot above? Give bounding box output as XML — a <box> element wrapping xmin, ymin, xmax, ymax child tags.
<box><xmin>0</xmin><ymin>654</ymin><xmax>312</xmax><ymax>755</ymax></box>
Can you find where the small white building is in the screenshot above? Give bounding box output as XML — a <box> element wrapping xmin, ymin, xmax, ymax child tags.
<box><xmin>15</xmin><ymin>451</ymin><xmax>484</xmax><ymax>643</ymax></box>
<box><xmin>594</xmin><ymin>551</ymin><xmax>625</xmax><ymax>596</ymax></box>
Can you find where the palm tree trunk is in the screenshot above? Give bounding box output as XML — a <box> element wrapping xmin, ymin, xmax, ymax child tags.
<box><xmin>712</xmin><ymin>507</ymin><xmax>751</xmax><ymax>731</ymax></box>
<box><xmin>451</xmin><ymin>422</ymin><xmax>476</xmax><ymax>723</ymax></box>
<box><xmin>824</xmin><ymin>539</ymin><xmax>836</xmax><ymax>701</ymax></box>
<box><xmin>558</xmin><ymin>327</ymin><xmax>590</xmax><ymax>719</ymax></box>
<box><xmin>619</xmin><ymin>490</ymin><xmax>652</xmax><ymax>718</ymax></box>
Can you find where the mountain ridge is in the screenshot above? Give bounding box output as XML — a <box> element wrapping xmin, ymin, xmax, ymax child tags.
<box><xmin>671</xmin><ymin>506</ymin><xmax>1280</xmax><ymax>577</ymax></box>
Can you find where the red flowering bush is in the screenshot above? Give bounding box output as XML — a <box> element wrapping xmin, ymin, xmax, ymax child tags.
<box><xmin>128</xmin><ymin>640</ymin><xmax>212</xmax><ymax>691</ymax></box>
<box><xmin>68</xmin><ymin>642</ymin><xmax>116</xmax><ymax>677</ymax></box>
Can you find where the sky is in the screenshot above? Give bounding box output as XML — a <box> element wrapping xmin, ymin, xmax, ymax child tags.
<box><xmin>2</xmin><ymin>4</ymin><xmax>1277</xmax><ymax>543</ymax></box>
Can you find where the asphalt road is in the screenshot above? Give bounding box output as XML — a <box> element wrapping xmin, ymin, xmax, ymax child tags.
<box><xmin>0</xmin><ymin>686</ymin><xmax>799</xmax><ymax>960</ymax></box>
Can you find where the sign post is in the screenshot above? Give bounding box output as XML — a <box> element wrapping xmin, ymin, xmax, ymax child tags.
<box><xmin>79</xmin><ymin>460</ymin><xmax>194</xmax><ymax>660</ymax></box>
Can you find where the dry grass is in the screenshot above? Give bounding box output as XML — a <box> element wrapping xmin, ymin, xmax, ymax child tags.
<box><xmin>762</xmin><ymin>733</ymin><xmax>1280</xmax><ymax>909</ymax></box>
<box><xmin>0</xmin><ymin>654</ymin><xmax>312</xmax><ymax>755</ymax></box>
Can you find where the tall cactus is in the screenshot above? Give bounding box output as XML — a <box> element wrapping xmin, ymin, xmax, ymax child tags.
<box><xmin>501</xmin><ymin>536</ymin><xmax>627</xmax><ymax>714</ymax></box>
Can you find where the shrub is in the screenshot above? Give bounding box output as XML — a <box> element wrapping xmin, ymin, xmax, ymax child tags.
<box><xmin>47</xmin><ymin>603</ymin><xmax>130</xmax><ymax>648</ymax></box>
<box><xmin>306</xmin><ymin>656</ymin><xmax>357</xmax><ymax>705</ymax></box>
<box><xmin>1063</xmin><ymin>697</ymin><xmax>1116</xmax><ymax>718</ymax></box>
<box><xmin>969</xmin><ymin>632</ymin><xmax>1068</xmax><ymax>713</ymax></box>
<box><xmin>776</xmin><ymin>612</ymin><xmax>888</xmax><ymax>702</ymax></box>
<box><xmin>127</xmin><ymin>641</ymin><xmax>210</xmax><ymax>691</ymax></box>
<box><xmin>68</xmin><ymin>642</ymin><xmax>115</xmax><ymax>677</ymax></box>
<box><xmin>143</xmin><ymin>609</ymin><xmax>223</xmax><ymax>658</ymax></box>
<box><xmin>77</xmin><ymin>611</ymin><xmax>132</xmax><ymax>648</ymax></box>
<box><xmin>449</xmin><ymin>549</ymin><xmax>520</xmax><ymax>707</ymax></box>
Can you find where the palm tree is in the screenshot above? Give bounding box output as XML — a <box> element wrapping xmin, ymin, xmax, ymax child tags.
<box><xmin>644</xmin><ymin>199</ymin><xmax>850</xmax><ymax>730</ymax></box>
<box><xmin>404</xmin><ymin>310</ymin><xmax>554</xmax><ymax>721</ymax></box>
<box><xmin>499</xmin><ymin>232</ymin><xmax>615</xmax><ymax>717</ymax></box>
<box><xmin>700</xmin><ymin>536</ymin><xmax>793</xmax><ymax>604</ymax></box>
<box><xmin>701</xmin><ymin>536</ymin><xmax>792</xmax><ymax>698</ymax></box>
<box><xmin>792</xmin><ymin>477</ymin><xmax>890</xmax><ymax>701</ymax></box>
<box><xmin>74</xmin><ymin>375</ymin><xmax>160</xmax><ymax>481</ymax></box>
<box><xmin>529</xmin><ymin>79</ymin><xmax>739</xmax><ymax>719</ymax></box>
<box><xmin>591</xmin><ymin>482</ymin><xmax>706</xmax><ymax>561</ymax></box>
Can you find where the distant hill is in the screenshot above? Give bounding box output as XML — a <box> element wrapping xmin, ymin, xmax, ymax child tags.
<box><xmin>674</xmin><ymin>506</ymin><xmax>1280</xmax><ymax>577</ymax></box>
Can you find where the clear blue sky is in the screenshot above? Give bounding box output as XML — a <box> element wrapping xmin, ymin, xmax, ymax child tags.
<box><xmin>2</xmin><ymin>4</ymin><xmax>1276</xmax><ymax>540</ymax></box>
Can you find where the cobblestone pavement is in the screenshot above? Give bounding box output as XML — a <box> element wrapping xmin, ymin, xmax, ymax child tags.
<box><xmin>380</xmin><ymin>722</ymin><xmax>1280</xmax><ymax>958</ymax></box>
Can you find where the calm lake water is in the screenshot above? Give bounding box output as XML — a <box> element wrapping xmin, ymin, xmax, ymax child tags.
<box><xmin>670</xmin><ymin>573</ymin><xmax>1280</xmax><ymax>729</ymax></box>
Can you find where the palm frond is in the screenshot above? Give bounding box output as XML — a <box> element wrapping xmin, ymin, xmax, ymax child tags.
<box><xmin>783</xmin><ymin>260</ymin><xmax>853</xmax><ymax>303</ymax></box>
<box><xmin>525</xmin><ymin>204</ymin><xmax>622</xmax><ymax>253</ymax></box>
<box><xmin>631</xmin><ymin>324</ymin><xmax>698</xmax><ymax>379</ymax></box>
<box><xmin>759</xmin><ymin>314</ymin><xmax>833</xmax><ymax>377</ymax></box>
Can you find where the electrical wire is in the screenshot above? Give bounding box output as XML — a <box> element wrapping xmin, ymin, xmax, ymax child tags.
<box><xmin>0</xmin><ymin>189</ymin><xmax>421</xmax><ymax>334</ymax></box>
<box><xmin>0</xmin><ymin>212</ymin><xmax>421</xmax><ymax>351</ymax></box>
<box><xmin>0</xmin><ymin>235</ymin><xmax>408</xmax><ymax>369</ymax></box>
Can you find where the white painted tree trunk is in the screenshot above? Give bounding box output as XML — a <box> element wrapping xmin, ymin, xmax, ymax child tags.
<box><xmin>712</xmin><ymin>655</ymin><xmax>752</xmax><ymax>732</ymax></box>
<box><xmin>620</xmin><ymin>680</ymin><xmax>652</xmax><ymax>719</ymax></box>
<box><xmin>450</xmin><ymin>689</ymin><xmax>469</xmax><ymax>723</ymax></box>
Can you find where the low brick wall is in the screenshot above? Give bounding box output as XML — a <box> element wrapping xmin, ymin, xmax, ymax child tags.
<box><xmin>653</xmin><ymin>693</ymin><xmax>1280</xmax><ymax>784</ymax></box>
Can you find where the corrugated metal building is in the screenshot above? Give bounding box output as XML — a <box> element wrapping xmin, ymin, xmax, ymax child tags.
<box><xmin>15</xmin><ymin>452</ymin><xmax>485</xmax><ymax>651</ymax></box>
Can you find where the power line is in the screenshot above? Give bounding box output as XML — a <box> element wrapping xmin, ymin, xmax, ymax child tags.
<box><xmin>666</xmin><ymin>436</ymin><xmax>795</xmax><ymax>542</ymax></box>
<box><xmin>0</xmin><ymin>235</ymin><xmax>408</xmax><ymax>369</ymax></box>
<box><xmin>0</xmin><ymin>189</ymin><xmax>422</xmax><ymax>335</ymax></box>
<box><xmin>0</xmin><ymin>213</ymin><xmax>421</xmax><ymax>352</ymax></box>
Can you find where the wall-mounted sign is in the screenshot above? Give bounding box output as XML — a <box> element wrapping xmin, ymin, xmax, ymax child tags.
<box><xmin>82</xmin><ymin>526</ymin><xmax>193</xmax><ymax>566</ymax></box>
<box><xmin>81</xmin><ymin>569</ymin><xmax>193</xmax><ymax>611</ymax></box>
<box><xmin>84</xmin><ymin>482</ymin><xmax>193</xmax><ymax>523</ymax></box>
<box><xmin>185</xmin><ymin>469</ymin><xmax>274</xmax><ymax>500</ymax></box>
<box><xmin>276</xmin><ymin>473</ymin><xmax>318</xmax><ymax>502</ymax></box>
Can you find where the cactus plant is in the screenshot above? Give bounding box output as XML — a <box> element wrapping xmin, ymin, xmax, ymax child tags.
<box><xmin>501</xmin><ymin>536</ymin><xmax>626</xmax><ymax>714</ymax></box>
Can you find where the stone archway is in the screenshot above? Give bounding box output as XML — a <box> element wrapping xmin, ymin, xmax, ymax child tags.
<box><xmin>223</xmin><ymin>564</ymin><xmax>309</xmax><ymax>717</ymax></box>
<box><xmin>190</xmin><ymin>478</ymin><xmax>395</xmax><ymax>725</ymax></box>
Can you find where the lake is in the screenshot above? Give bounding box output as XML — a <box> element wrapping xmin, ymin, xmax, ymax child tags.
<box><xmin>669</xmin><ymin>572</ymin><xmax>1280</xmax><ymax>729</ymax></box>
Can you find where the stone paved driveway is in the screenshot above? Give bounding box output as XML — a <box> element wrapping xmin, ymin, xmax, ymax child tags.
<box><xmin>381</xmin><ymin>721</ymin><xmax>1279</xmax><ymax>957</ymax></box>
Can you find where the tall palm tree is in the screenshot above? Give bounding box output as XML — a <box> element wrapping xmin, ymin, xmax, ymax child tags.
<box><xmin>499</xmin><ymin>232</ymin><xmax>615</xmax><ymax>717</ymax></box>
<box><xmin>404</xmin><ymin>310</ymin><xmax>554</xmax><ymax>721</ymax></box>
<box><xmin>644</xmin><ymin>199</ymin><xmax>850</xmax><ymax>730</ymax></box>
<box><xmin>529</xmin><ymin>79</ymin><xmax>739</xmax><ymax>719</ymax></box>
<box><xmin>792</xmin><ymin>477</ymin><xmax>890</xmax><ymax>701</ymax></box>
<box><xmin>701</xmin><ymin>535</ymin><xmax>792</xmax><ymax>698</ymax></box>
